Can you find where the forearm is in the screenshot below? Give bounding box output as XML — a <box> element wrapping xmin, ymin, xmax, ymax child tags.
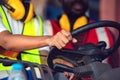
<box><xmin>0</xmin><ymin>31</ymin><xmax>51</xmax><ymax>51</ymax></box>
<box><xmin>0</xmin><ymin>30</ymin><xmax>75</xmax><ymax>50</ymax></box>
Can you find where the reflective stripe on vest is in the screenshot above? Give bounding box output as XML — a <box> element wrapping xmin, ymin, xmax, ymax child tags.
<box><xmin>21</xmin><ymin>16</ymin><xmax>43</xmax><ymax>64</ymax></box>
<box><xmin>0</xmin><ymin>6</ymin><xmax>43</xmax><ymax>65</ymax></box>
<box><xmin>0</xmin><ymin>6</ymin><xmax>12</xmax><ymax>32</ymax></box>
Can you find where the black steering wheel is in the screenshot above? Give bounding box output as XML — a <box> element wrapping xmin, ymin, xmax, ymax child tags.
<box><xmin>47</xmin><ymin>21</ymin><xmax>120</xmax><ymax>70</ymax></box>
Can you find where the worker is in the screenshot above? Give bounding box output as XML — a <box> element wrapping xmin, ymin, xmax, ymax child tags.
<box><xmin>0</xmin><ymin>0</ymin><xmax>76</xmax><ymax>69</ymax></box>
<box><xmin>44</xmin><ymin>0</ymin><xmax>114</xmax><ymax>80</ymax></box>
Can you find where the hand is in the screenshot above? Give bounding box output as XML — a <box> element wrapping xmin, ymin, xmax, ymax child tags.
<box><xmin>47</xmin><ymin>30</ymin><xmax>77</xmax><ymax>49</ymax></box>
<box><xmin>63</xmin><ymin>60</ymin><xmax>75</xmax><ymax>80</ymax></box>
<box><xmin>64</xmin><ymin>72</ymin><xmax>75</xmax><ymax>80</ymax></box>
<box><xmin>53</xmin><ymin>58</ymin><xmax>75</xmax><ymax>80</ymax></box>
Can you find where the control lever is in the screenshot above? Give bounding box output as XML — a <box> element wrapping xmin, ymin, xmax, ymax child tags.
<box><xmin>97</xmin><ymin>41</ymin><xmax>107</xmax><ymax>50</ymax></box>
<box><xmin>53</xmin><ymin>63</ymin><xmax>92</xmax><ymax>74</ymax></box>
<box><xmin>53</xmin><ymin>63</ymin><xmax>73</xmax><ymax>73</ymax></box>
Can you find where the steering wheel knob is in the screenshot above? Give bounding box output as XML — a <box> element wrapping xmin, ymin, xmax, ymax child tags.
<box><xmin>97</xmin><ymin>41</ymin><xmax>107</xmax><ymax>49</ymax></box>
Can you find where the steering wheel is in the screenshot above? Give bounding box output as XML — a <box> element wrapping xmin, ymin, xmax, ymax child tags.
<box><xmin>47</xmin><ymin>21</ymin><xmax>120</xmax><ymax>70</ymax></box>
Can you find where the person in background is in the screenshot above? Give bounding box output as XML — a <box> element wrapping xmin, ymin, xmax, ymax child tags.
<box><xmin>44</xmin><ymin>0</ymin><xmax>114</xmax><ymax>80</ymax></box>
<box><xmin>0</xmin><ymin>0</ymin><xmax>76</xmax><ymax>69</ymax></box>
<box><xmin>46</xmin><ymin>0</ymin><xmax>62</xmax><ymax>19</ymax></box>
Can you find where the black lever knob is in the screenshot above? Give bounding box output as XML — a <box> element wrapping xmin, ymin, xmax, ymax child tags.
<box><xmin>53</xmin><ymin>63</ymin><xmax>73</xmax><ymax>73</ymax></box>
<box><xmin>97</xmin><ymin>41</ymin><xmax>107</xmax><ymax>49</ymax></box>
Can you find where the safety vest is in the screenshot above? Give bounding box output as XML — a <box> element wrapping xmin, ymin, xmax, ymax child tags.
<box><xmin>0</xmin><ymin>6</ymin><xmax>42</xmax><ymax>69</ymax></box>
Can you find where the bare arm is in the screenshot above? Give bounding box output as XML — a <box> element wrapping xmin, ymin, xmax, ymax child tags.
<box><xmin>0</xmin><ymin>30</ymin><xmax>77</xmax><ymax>51</ymax></box>
<box><xmin>0</xmin><ymin>31</ymin><xmax>51</xmax><ymax>51</ymax></box>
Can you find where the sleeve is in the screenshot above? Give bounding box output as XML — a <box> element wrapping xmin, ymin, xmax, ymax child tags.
<box><xmin>38</xmin><ymin>21</ymin><xmax>51</xmax><ymax>51</ymax></box>
<box><xmin>0</xmin><ymin>15</ymin><xmax>7</xmax><ymax>32</ymax></box>
<box><xmin>43</xmin><ymin>20</ymin><xmax>53</xmax><ymax>36</ymax></box>
<box><xmin>38</xmin><ymin>46</ymin><xmax>50</xmax><ymax>51</ymax></box>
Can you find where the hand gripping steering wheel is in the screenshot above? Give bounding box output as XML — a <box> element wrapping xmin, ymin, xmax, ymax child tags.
<box><xmin>47</xmin><ymin>21</ymin><xmax>120</xmax><ymax>71</ymax></box>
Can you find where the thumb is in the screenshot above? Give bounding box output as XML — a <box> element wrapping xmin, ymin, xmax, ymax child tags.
<box><xmin>64</xmin><ymin>72</ymin><xmax>69</xmax><ymax>77</ymax></box>
<box><xmin>69</xmin><ymin>74</ymin><xmax>75</xmax><ymax>80</ymax></box>
<box><xmin>72</xmin><ymin>38</ymin><xmax>77</xmax><ymax>43</ymax></box>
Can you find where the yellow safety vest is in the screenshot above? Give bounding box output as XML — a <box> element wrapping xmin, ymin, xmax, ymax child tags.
<box><xmin>0</xmin><ymin>6</ymin><xmax>42</xmax><ymax>71</ymax></box>
<box><xmin>20</xmin><ymin>16</ymin><xmax>43</xmax><ymax>64</ymax></box>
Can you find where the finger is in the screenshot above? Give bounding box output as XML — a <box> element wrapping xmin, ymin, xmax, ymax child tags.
<box><xmin>69</xmin><ymin>74</ymin><xmax>75</xmax><ymax>80</ymax></box>
<box><xmin>72</xmin><ymin>38</ymin><xmax>77</xmax><ymax>43</ymax></box>
<box><xmin>59</xmin><ymin>32</ymin><xmax>69</xmax><ymax>44</ymax></box>
<box><xmin>61</xmin><ymin>30</ymin><xmax>72</xmax><ymax>41</ymax></box>
<box><xmin>57</xmin><ymin>39</ymin><xmax>66</xmax><ymax>48</ymax></box>
<box><xmin>52</xmin><ymin>33</ymin><xmax>63</xmax><ymax>49</ymax></box>
<box><xmin>54</xmin><ymin>41</ymin><xmax>62</xmax><ymax>49</ymax></box>
<box><xmin>64</xmin><ymin>72</ymin><xmax>69</xmax><ymax>77</ymax></box>
<box><xmin>61</xmin><ymin>30</ymin><xmax>71</xmax><ymax>37</ymax></box>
